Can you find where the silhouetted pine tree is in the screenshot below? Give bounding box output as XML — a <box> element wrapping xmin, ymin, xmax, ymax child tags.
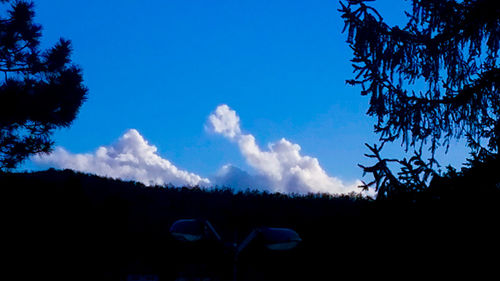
<box><xmin>0</xmin><ymin>0</ymin><xmax>87</xmax><ymax>169</ymax></box>
<box><xmin>340</xmin><ymin>0</ymin><xmax>499</xmax><ymax>199</ymax></box>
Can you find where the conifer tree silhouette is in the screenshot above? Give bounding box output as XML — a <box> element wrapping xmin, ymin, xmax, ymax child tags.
<box><xmin>340</xmin><ymin>0</ymin><xmax>499</xmax><ymax>199</ymax></box>
<box><xmin>0</xmin><ymin>0</ymin><xmax>87</xmax><ymax>170</ymax></box>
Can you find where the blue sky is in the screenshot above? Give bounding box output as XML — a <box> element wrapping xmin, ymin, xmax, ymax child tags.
<box><xmin>23</xmin><ymin>0</ymin><xmax>469</xmax><ymax>193</ymax></box>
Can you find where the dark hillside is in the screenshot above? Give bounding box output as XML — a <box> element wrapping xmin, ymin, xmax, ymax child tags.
<box><xmin>1</xmin><ymin>169</ymin><xmax>498</xmax><ymax>280</ymax></box>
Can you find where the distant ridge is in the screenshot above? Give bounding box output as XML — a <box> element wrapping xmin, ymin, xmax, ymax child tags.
<box><xmin>1</xmin><ymin>169</ymin><xmax>497</xmax><ymax>280</ymax></box>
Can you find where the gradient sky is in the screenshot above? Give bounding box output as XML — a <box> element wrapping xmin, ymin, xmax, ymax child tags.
<box><xmin>21</xmin><ymin>0</ymin><xmax>469</xmax><ymax>193</ymax></box>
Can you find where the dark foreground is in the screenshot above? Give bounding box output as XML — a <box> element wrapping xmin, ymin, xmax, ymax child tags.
<box><xmin>1</xmin><ymin>169</ymin><xmax>499</xmax><ymax>280</ymax></box>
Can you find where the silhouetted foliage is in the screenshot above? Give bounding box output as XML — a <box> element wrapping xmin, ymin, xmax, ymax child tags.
<box><xmin>340</xmin><ymin>0</ymin><xmax>499</xmax><ymax>199</ymax></box>
<box><xmin>429</xmin><ymin>150</ymin><xmax>500</xmax><ymax>201</ymax></box>
<box><xmin>0</xmin><ymin>0</ymin><xmax>87</xmax><ymax>170</ymax></box>
<box><xmin>359</xmin><ymin>142</ymin><xmax>438</xmax><ymax>200</ymax></box>
<box><xmin>1</xmin><ymin>169</ymin><xmax>498</xmax><ymax>280</ymax></box>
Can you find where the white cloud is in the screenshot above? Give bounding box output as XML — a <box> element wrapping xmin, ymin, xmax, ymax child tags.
<box><xmin>213</xmin><ymin>164</ymin><xmax>270</xmax><ymax>190</ymax></box>
<box><xmin>207</xmin><ymin>104</ymin><xmax>241</xmax><ymax>139</ymax></box>
<box><xmin>208</xmin><ymin>104</ymin><xmax>362</xmax><ymax>194</ymax></box>
<box><xmin>32</xmin><ymin>106</ymin><xmax>368</xmax><ymax>196</ymax></box>
<box><xmin>33</xmin><ymin>129</ymin><xmax>210</xmax><ymax>187</ymax></box>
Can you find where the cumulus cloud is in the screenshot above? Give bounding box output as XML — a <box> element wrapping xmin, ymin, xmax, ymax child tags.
<box><xmin>32</xmin><ymin>106</ymin><xmax>366</xmax><ymax>195</ymax></box>
<box><xmin>33</xmin><ymin>129</ymin><xmax>210</xmax><ymax>187</ymax></box>
<box><xmin>208</xmin><ymin>105</ymin><xmax>362</xmax><ymax>194</ymax></box>
<box><xmin>207</xmin><ymin>104</ymin><xmax>241</xmax><ymax>139</ymax></box>
<box><xmin>213</xmin><ymin>164</ymin><xmax>269</xmax><ymax>190</ymax></box>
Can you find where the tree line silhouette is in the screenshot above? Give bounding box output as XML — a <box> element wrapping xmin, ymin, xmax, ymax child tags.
<box><xmin>1</xmin><ymin>168</ymin><xmax>498</xmax><ymax>280</ymax></box>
